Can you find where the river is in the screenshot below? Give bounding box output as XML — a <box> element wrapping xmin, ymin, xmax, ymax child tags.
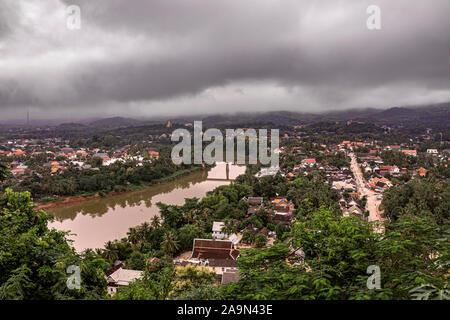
<box><xmin>48</xmin><ymin>163</ymin><xmax>246</xmax><ymax>251</ymax></box>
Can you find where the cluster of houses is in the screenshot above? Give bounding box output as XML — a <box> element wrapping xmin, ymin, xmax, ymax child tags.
<box><xmin>243</xmin><ymin>196</ymin><xmax>296</xmax><ymax>226</ymax></box>
<box><xmin>106</xmin><ymin>195</ymin><xmax>300</xmax><ymax>295</ymax></box>
<box><xmin>106</xmin><ymin>238</ymin><xmax>242</xmax><ymax>295</ymax></box>
<box><xmin>0</xmin><ymin>138</ymin><xmax>160</xmax><ymax>180</ymax></box>
<box><xmin>103</xmin><ymin>140</ymin><xmax>449</xmax><ymax>296</ymax></box>
<box><xmin>9</xmin><ymin>162</ymin><xmax>29</xmax><ymax>176</ymax></box>
<box><xmin>368</xmin><ymin>176</ymin><xmax>391</xmax><ymax>190</ymax></box>
<box><xmin>331</xmin><ymin>179</ymin><xmax>365</xmax><ymax>219</ymax></box>
<box><xmin>201</xmin><ymin>198</ymin><xmax>283</xmax><ymax>251</ymax></box>
<box><xmin>178</xmin><ymin>196</ymin><xmax>296</xmax><ymax>278</ymax></box>
<box><xmin>345</xmin><ymin>139</ymin><xmax>449</xmax><ymax>180</ymax></box>
<box><xmin>278</xmin><ymin>139</ymin><xmax>449</xmax><ymax>220</ymax></box>
<box><xmin>271</xmin><ymin>197</ymin><xmax>296</xmax><ymax>225</ymax></box>
<box><xmin>106</xmin><ymin>196</ymin><xmax>299</xmax><ymax>295</ymax></box>
<box><xmin>280</xmin><ymin>143</ymin><xmax>369</xmax><ymax>219</ymax></box>
<box><xmin>288</xmin><ymin>158</ymin><xmax>322</xmax><ymax>179</ymax></box>
<box><xmin>271</xmin><ymin>145</ymin><xmax>368</xmax><ymax>219</ymax></box>
<box><xmin>339</xmin><ymin>197</ymin><xmax>364</xmax><ymax>218</ymax></box>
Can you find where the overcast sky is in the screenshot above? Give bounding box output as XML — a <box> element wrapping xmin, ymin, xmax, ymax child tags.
<box><xmin>1</xmin><ymin>0</ymin><xmax>450</xmax><ymax>121</ymax></box>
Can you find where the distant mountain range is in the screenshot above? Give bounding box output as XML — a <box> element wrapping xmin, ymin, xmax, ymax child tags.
<box><xmin>351</xmin><ymin>103</ymin><xmax>449</xmax><ymax>127</ymax></box>
<box><xmin>88</xmin><ymin>117</ymin><xmax>148</xmax><ymax>128</ymax></box>
<box><xmin>2</xmin><ymin>102</ymin><xmax>449</xmax><ymax>129</ymax></box>
<box><xmin>85</xmin><ymin>102</ymin><xmax>450</xmax><ymax>128</ymax></box>
<box><xmin>200</xmin><ymin>103</ymin><xmax>450</xmax><ymax>128</ymax></box>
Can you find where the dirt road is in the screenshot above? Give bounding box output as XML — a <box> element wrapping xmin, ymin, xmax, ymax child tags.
<box><xmin>349</xmin><ymin>153</ymin><xmax>384</xmax><ymax>232</ymax></box>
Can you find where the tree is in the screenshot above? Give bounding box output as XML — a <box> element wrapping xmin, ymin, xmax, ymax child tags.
<box><xmin>114</xmin><ymin>259</ymin><xmax>219</xmax><ymax>300</ymax></box>
<box><xmin>0</xmin><ymin>162</ymin><xmax>8</xmax><ymax>181</ymax></box>
<box><xmin>223</xmin><ymin>208</ymin><xmax>449</xmax><ymax>300</ymax></box>
<box><xmin>78</xmin><ymin>250</ymin><xmax>109</xmax><ymax>298</ymax></box>
<box><xmin>150</xmin><ymin>215</ymin><xmax>161</xmax><ymax>228</ymax></box>
<box><xmin>127</xmin><ymin>227</ymin><xmax>142</xmax><ymax>246</ymax></box>
<box><xmin>275</xmin><ymin>223</ymin><xmax>289</xmax><ymax>241</ymax></box>
<box><xmin>158</xmin><ymin>202</ymin><xmax>184</xmax><ymax>229</ymax></box>
<box><xmin>114</xmin><ymin>258</ymin><xmax>176</xmax><ymax>300</ymax></box>
<box><xmin>382</xmin><ymin>178</ymin><xmax>449</xmax><ymax>226</ymax></box>
<box><xmin>177</xmin><ymin>224</ymin><xmax>206</xmax><ymax>251</ymax></box>
<box><xmin>289</xmin><ymin>209</ymin><xmax>382</xmax><ymax>299</ymax></box>
<box><xmin>90</xmin><ymin>157</ymin><xmax>103</xmax><ymax>168</ymax></box>
<box><xmin>0</xmin><ymin>189</ymin><xmax>107</xmax><ymax>299</ymax></box>
<box><xmin>254</xmin><ymin>233</ymin><xmax>267</xmax><ymax>247</ymax></box>
<box><xmin>241</xmin><ymin>230</ymin><xmax>255</xmax><ymax>244</ymax></box>
<box><xmin>170</xmin><ymin>265</ymin><xmax>217</xmax><ymax>299</ymax></box>
<box><xmin>161</xmin><ymin>232</ymin><xmax>180</xmax><ymax>256</ymax></box>
<box><xmin>221</xmin><ymin>243</ymin><xmax>296</xmax><ymax>299</ymax></box>
<box><xmin>373</xmin><ymin>215</ymin><xmax>450</xmax><ymax>299</ymax></box>
<box><xmin>101</xmin><ymin>240</ymin><xmax>133</xmax><ymax>264</ymax></box>
<box><xmin>126</xmin><ymin>251</ymin><xmax>146</xmax><ymax>270</ymax></box>
<box><xmin>102</xmin><ymin>241</ymin><xmax>119</xmax><ymax>263</ymax></box>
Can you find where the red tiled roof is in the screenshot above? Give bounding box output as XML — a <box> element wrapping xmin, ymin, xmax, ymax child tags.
<box><xmin>191</xmin><ymin>239</ymin><xmax>239</xmax><ymax>260</ymax></box>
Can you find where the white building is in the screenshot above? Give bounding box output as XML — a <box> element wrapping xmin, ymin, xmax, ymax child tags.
<box><xmin>255</xmin><ymin>166</ymin><xmax>280</xmax><ymax>178</ymax></box>
<box><xmin>106</xmin><ymin>266</ymin><xmax>143</xmax><ymax>295</ymax></box>
<box><xmin>212</xmin><ymin>221</ymin><xmax>228</xmax><ymax>240</ymax></box>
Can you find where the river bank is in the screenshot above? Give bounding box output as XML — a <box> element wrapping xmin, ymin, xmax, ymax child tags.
<box><xmin>36</xmin><ymin>166</ymin><xmax>206</xmax><ymax>210</ymax></box>
<box><xmin>48</xmin><ymin>163</ymin><xmax>246</xmax><ymax>251</ymax></box>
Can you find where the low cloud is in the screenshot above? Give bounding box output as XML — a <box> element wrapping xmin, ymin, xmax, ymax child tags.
<box><xmin>1</xmin><ymin>0</ymin><xmax>450</xmax><ymax>120</ymax></box>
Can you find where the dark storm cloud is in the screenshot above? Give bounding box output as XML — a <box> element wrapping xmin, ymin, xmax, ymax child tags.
<box><xmin>1</xmin><ymin>0</ymin><xmax>450</xmax><ymax>120</ymax></box>
<box><xmin>0</xmin><ymin>1</ymin><xmax>22</xmax><ymax>41</ymax></box>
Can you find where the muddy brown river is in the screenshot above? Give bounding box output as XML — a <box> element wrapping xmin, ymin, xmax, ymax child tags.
<box><xmin>48</xmin><ymin>163</ymin><xmax>246</xmax><ymax>251</ymax></box>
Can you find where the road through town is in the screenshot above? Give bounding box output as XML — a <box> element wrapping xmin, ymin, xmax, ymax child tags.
<box><xmin>349</xmin><ymin>153</ymin><xmax>384</xmax><ymax>232</ymax></box>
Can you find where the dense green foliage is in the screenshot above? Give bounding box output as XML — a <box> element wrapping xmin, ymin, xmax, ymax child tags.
<box><xmin>97</xmin><ymin>182</ymin><xmax>253</xmax><ymax>265</ymax></box>
<box><xmin>382</xmin><ymin>178</ymin><xmax>450</xmax><ymax>226</ymax></box>
<box><xmin>381</xmin><ymin>151</ymin><xmax>434</xmax><ymax>170</ymax></box>
<box><xmin>3</xmin><ymin>155</ymin><xmax>202</xmax><ymax>200</ymax></box>
<box><xmin>114</xmin><ymin>258</ymin><xmax>219</xmax><ymax>300</ymax></box>
<box><xmin>222</xmin><ymin>209</ymin><xmax>449</xmax><ymax>300</ymax></box>
<box><xmin>0</xmin><ymin>162</ymin><xmax>8</xmax><ymax>181</ymax></box>
<box><xmin>0</xmin><ymin>189</ymin><xmax>107</xmax><ymax>299</ymax></box>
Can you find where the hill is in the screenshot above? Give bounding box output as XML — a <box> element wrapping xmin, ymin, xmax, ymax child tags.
<box><xmin>89</xmin><ymin>117</ymin><xmax>146</xmax><ymax>128</ymax></box>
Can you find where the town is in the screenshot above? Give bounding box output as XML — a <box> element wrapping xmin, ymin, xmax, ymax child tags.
<box><xmin>1</xmin><ymin>112</ymin><xmax>448</xmax><ymax>300</ymax></box>
<box><xmin>2</xmin><ymin>0</ymin><xmax>449</xmax><ymax>312</ymax></box>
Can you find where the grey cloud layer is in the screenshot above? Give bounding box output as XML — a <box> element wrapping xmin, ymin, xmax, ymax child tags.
<box><xmin>1</xmin><ymin>0</ymin><xmax>450</xmax><ymax>119</ymax></box>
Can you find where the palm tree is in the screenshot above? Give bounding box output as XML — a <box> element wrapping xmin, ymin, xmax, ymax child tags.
<box><xmin>150</xmin><ymin>215</ymin><xmax>161</xmax><ymax>228</ymax></box>
<box><xmin>161</xmin><ymin>232</ymin><xmax>180</xmax><ymax>256</ymax></box>
<box><xmin>140</xmin><ymin>222</ymin><xmax>151</xmax><ymax>233</ymax></box>
<box><xmin>127</xmin><ymin>227</ymin><xmax>140</xmax><ymax>246</ymax></box>
<box><xmin>139</xmin><ymin>222</ymin><xmax>152</xmax><ymax>241</ymax></box>
<box><xmin>103</xmin><ymin>241</ymin><xmax>119</xmax><ymax>263</ymax></box>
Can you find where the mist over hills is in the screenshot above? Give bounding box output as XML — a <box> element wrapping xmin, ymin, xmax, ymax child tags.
<box><xmin>173</xmin><ymin>103</ymin><xmax>449</xmax><ymax>128</ymax></box>
<box><xmin>2</xmin><ymin>102</ymin><xmax>449</xmax><ymax>129</ymax></box>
